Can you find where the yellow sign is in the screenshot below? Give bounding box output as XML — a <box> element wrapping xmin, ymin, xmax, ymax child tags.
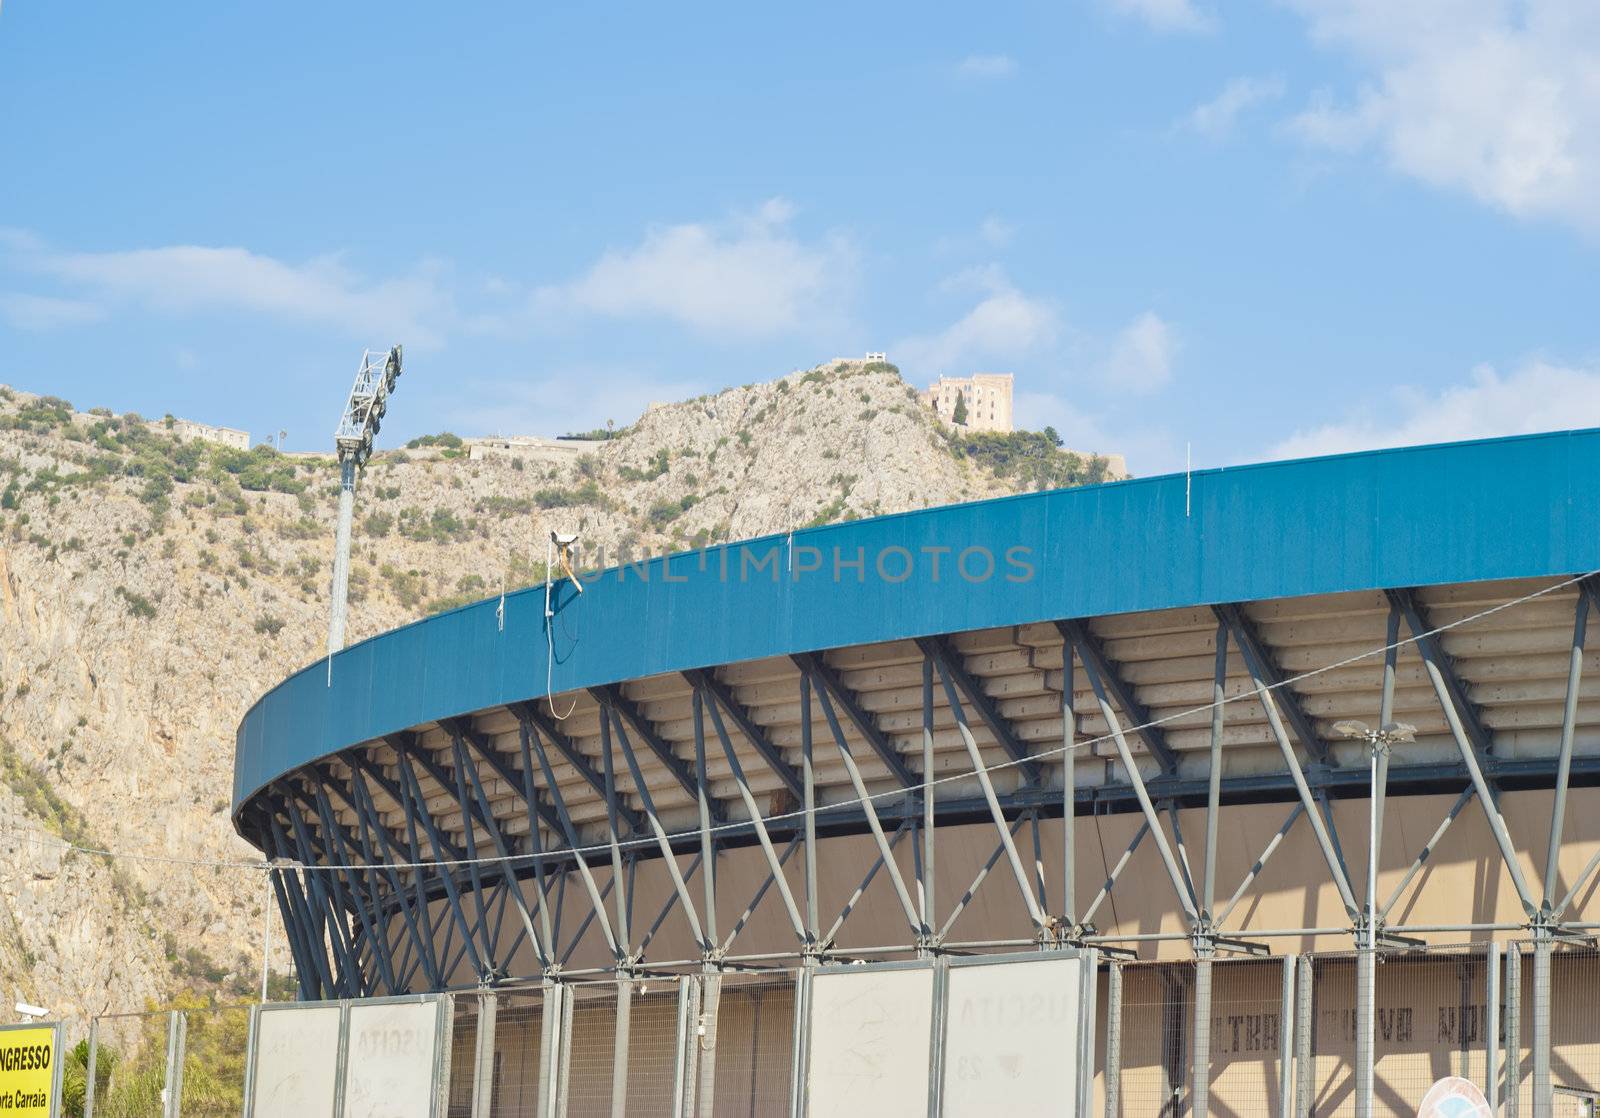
<box><xmin>0</xmin><ymin>1026</ymin><xmax>57</xmax><ymax>1118</ymax></box>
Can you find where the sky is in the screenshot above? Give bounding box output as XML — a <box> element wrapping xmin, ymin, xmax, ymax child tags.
<box><xmin>1</xmin><ymin>0</ymin><xmax>1596</xmax><ymax>475</ymax></box>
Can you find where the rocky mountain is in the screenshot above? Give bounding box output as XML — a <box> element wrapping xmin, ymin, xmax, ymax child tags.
<box><xmin>0</xmin><ymin>358</ymin><xmax>1118</xmax><ymax>1019</ymax></box>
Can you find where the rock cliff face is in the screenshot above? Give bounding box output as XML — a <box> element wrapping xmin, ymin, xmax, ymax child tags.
<box><xmin>0</xmin><ymin>359</ymin><xmax>1116</xmax><ymax>1015</ymax></box>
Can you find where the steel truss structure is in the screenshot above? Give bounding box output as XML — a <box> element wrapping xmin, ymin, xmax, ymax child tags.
<box><xmin>235</xmin><ymin>429</ymin><xmax>1600</xmax><ymax>1117</ymax></box>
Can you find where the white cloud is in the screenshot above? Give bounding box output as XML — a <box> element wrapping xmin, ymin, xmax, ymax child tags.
<box><xmin>11</xmin><ymin>238</ymin><xmax>453</xmax><ymax>344</ymax></box>
<box><xmin>978</xmin><ymin>217</ymin><xmax>1015</xmax><ymax>247</ymax></box>
<box><xmin>445</xmin><ymin>369</ymin><xmax>704</xmax><ymax>439</ymax></box>
<box><xmin>1284</xmin><ymin>0</ymin><xmax>1600</xmax><ymax>232</ymax></box>
<box><xmin>956</xmin><ymin>54</ymin><xmax>1019</xmax><ymax>79</ymax></box>
<box><xmin>1269</xmin><ymin>359</ymin><xmax>1600</xmax><ymax>460</ymax></box>
<box><xmin>538</xmin><ymin>198</ymin><xmax>856</xmax><ymax>339</ymax></box>
<box><xmin>0</xmin><ymin>292</ymin><xmax>103</xmax><ymax>330</ymax></box>
<box><xmin>1102</xmin><ymin>311</ymin><xmax>1176</xmax><ymax>392</ymax></box>
<box><xmin>893</xmin><ymin>272</ymin><xmax>1058</xmax><ymax>374</ymax></box>
<box><xmin>1106</xmin><ymin>0</ymin><xmax>1214</xmax><ymax>34</ymax></box>
<box><xmin>1182</xmin><ymin>75</ymin><xmax>1285</xmax><ymax>138</ymax></box>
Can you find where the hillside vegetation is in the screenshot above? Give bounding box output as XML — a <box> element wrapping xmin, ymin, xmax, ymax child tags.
<box><xmin>0</xmin><ymin>359</ymin><xmax>1119</xmax><ymax>1017</ymax></box>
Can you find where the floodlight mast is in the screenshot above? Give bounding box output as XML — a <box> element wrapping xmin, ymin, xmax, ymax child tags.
<box><xmin>327</xmin><ymin>345</ymin><xmax>402</xmax><ymax>655</ymax></box>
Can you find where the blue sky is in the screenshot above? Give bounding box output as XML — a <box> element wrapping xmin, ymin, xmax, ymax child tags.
<box><xmin>1</xmin><ymin>0</ymin><xmax>1596</xmax><ymax>474</ymax></box>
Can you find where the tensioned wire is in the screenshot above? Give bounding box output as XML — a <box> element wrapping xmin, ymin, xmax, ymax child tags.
<box><xmin>7</xmin><ymin>569</ymin><xmax>1595</xmax><ymax>876</ymax></box>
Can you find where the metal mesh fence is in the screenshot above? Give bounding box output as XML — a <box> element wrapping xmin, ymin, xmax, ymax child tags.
<box><xmin>1206</xmin><ymin>957</ymin><xmax>1287</xmax><ymax>1118</ymax></box>
<box><xmin>1095</xmin><ymin>943</ymin><xmax>1600</xmax><ymax>1118</ymax></box>
<box><xmin>449</xmin><ymin>995</ymin><xmax>480</xmax><ymax>1118</ymax></box>
<box><xmin>176</xmin><ymin>1005</ymin><xmax>252</xmax><ymax>1118</ymax></box>
<box><xmin>90</xmin><ymin>944</ymin><xmax>1600</xmax><ymax>1118</ymax></box>
<box><xmin>1113</xmin><ymin>961</ymin><xmax>1189</xmax><ymax>1117</ymax></box>
<box><xmin>488</xmin><ymin>991</ymin><xmax>545</xmax><ymax>1118</ymax></box>
<box><xmin>559</xmin><ymin>980</ymin><xmax>681</xmax><ymax>1118</ymax></box>
<box><xmin>83</xmin><ymin>1005</ymin><xmax>253</xmax><ymax>1118</ymax></box>
<box><xmin>1304</xmin><ymin>946</ymin><xmax>1490</xmax><ymax>1116</ymax></box>
<box><xmin>91</xmin><ymin>1011</ymin><xmax>175</xmax><ymax>1118</ymax></box>
<box><xmin>562</xmin><ymin>984</ymin><xmax>618</xmax><ymax>1117</ymax></box>
<box><xmin>709</xmin><ymin>972</ymin><xmax>795</xmax><ymax>1118</ymax></box>
<box><xmin>1549</xmin><ymin>946</ymin><xmax>1600</xmax><ymax>1112</ymax></box>
<box><xmin>621</xmin><ymin>982</ymin><xmax>683</xmax><ymax>1116</ymax></box>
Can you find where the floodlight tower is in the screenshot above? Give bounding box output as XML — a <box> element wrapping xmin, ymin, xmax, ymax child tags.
<box><xmin>327</xmin><ymin>345</ymin><xmax>402</xmax><ymax>654</ymax></box>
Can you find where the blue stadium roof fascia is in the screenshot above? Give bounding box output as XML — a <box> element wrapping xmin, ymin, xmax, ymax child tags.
<box><xmin>233</xmin><ymin>427</ymin><xmax>1600</xmax><ymax>814</ymax></box>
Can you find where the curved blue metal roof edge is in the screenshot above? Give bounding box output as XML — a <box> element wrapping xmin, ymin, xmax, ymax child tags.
<box><xmin>233</xmin><ymin>427</ymin><xmax>1600</xmax><ymax>813</ymax></box>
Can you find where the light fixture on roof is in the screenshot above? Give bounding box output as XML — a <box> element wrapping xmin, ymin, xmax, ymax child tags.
<box><xmin>548</xmin><ymin>530</ymin><xmax>583</xmax><ymax>601</ymax></box>
<box><xmin>1332</xmin><ymin>720</ymin><xmax>1417</xmax><ymax>745</ymax></box>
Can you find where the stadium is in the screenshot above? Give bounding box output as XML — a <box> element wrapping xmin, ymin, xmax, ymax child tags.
<box><xmin>233</xmin><ymin>428</ymin><xmax>1600</xmax><ymax>1116</ymax></box>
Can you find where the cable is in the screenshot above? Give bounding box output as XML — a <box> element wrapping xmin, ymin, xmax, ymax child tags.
<box><xmin>544</xmin><ymin>532</ymin><xmax>579</xmax><ymax>720</ymax></box>
<box><xmin>4</xmin><ymin>568</ymin><xmax>1592</xmax><ymax>877</ymax></box>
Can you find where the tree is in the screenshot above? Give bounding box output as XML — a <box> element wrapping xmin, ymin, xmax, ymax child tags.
<box><xmin>952</xmin><ymin>390</ymin><xmax>969</xmax><ymax>426</ymax></box>
<box><xmin>61</xmin><ymin>1039</ymin><xmax>118</xmax><ymax>1118</ymax></box>
<box><xmin>1042</xmin><ymin>425</ymin><xmax>1063</xmax><ymax>448</ymax></box>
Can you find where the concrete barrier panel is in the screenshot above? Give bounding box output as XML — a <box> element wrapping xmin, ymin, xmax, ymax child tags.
<box><xmin>250</xmin><ymin>1005</ymin><xmax>343</xmax><ymax>1118</ymax></box>
<box><xmin>805</xmin><ymin>965</ymin><xmax>935</xmax><ymax>1117</ymax></box>
<box><xmin>941</xmin><ymin>955</ymin><xmax>1083</xmax><ymax>1116</ymax></box>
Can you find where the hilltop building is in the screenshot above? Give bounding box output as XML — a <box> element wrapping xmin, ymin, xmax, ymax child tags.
<box><xmin>922</xmin><ymin>372</ymin><xmax>1014</xmax><ymax>433</ymax></box>
<box><xmin>167</xmin><ymin>418</ymin><xmax>250</xmax><ymax>450</ymax></box>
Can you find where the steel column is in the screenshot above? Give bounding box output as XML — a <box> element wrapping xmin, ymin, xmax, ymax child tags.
<box><xmin>346</xmin><ymin>767</ymin><xmax>443</xmax><ymax>987</ymax></box>
<box><xmin>1193</xmin><ymin>950</ymin><xmax>1213</xmax><ymax>1118</ymax></box>
<box><xmin>921</xmin><ymin>656</ymin><xmax>936</xmax><ymax>939</ymax></box>
<box><xmin>1544</xmin><ymin>594</ymin><xmax>1588</xmax><ymax>910</ymax></box>
<box><xmin>454</xmin><ymin>734</ymin><xmax>552</xmax><ymax>970</ymax></box>
<box><xmin>802</xmin><ymin>673</ymin><xmax>819</xmax><ymax>945</ymax></box>
<box><xmin>696</xmin><ymin>974</ymin><xmax>722</xmax><ymax>1118</ymax></box>
<box><xmin>692</xmin><ymin>691</ymin><xmax>719</xmax><ymax>953</ymax></box>
<box><xmin>611</xmin><ymin>981</ymin><xmax>632</xmax><ymax>1118</ymax></box>
<box><xmin>1063</xmin><ymin>646</ymin><xmax>1077</xmax><ymax>929</ymax></box>
<box><xmin>472</xmin><ymin>993</ymin><xmax>497</xmax><ymax>1118</ymax></box>
<box><xmin>1202</xmin><ymin>620</ymin><xmax>1227</xmax><ymax>921</ymax></box>
<box><xmin>1078</xmin><ymin>653</ymin><xmax>1198</xmax><ymax>921</ymax></box>
<box><xmin>607</xmin><ymin>708</ymin><xmax>707</xmax><ymax>952</ymax></box>
<box><xmin>1279</xmin><ymin>954</ymin><xmax>1296</xmax><ymax>1118</ymax></box>
<box><xmin>810</xmin><ymin>680</ymin><xmax>924</xmax><ymax>934</ymax></box>
<box><xmin>1533</xmin><ymin>929</ymin><xmax>1551</xmax><ymax>1118</ymax></box>
<box><xmin>305</xmin><ymin>781</ymin><xmax>399</xmax><ymax>992</ymax></box>
<box><xmin>934</xmin><ymin>658</ymin><xmax>1046</xmax><ymax>932</ymax></box>
<box><xmin>600</xmin><ymin>713</ymin><xmax>632</xmax><ymax>963</ymax></box>
<box><xmin>1104</xmin><ymin>963</ymin><xmax>1122</xmax><ymax>1118</ymax></box>
<box><xmin>1242</xmin><ymin>666</ymin><xmax>1359</xmax><ymax>919</ymax></box>
<box><xmin>393</xmin><ymin>754</ymin><xmax>488</xmax><ymax>983</ymax></box>
<box><xmin>1296</xmin><ymin>957</ymin><xmax>1314</xmax><ymax>1118</ymax></box>
<box><xmin>1506</xmin><ymin>942</ymin><xmax>1522</xmax><ymax>1118</ymax></box>
<box><xmin>672</xmin><ymin>975</ymin><xmax>698</xmax><ymax>1118</ymax></box>
<box><xmin>161</xmin><ymin>1010</ymin><xmax>186</xmax><ymax>1118</ymax></box>
<box><xmin>525</xmin><ymin>719</ymin><xmax>620</xmax><ymax>961</ymax></box>
<box><xmin>1488</xmin><ymin>941</ymin><xmax>1502</xmax><ymax>1116</ymax></box>
<box><xmin>703</xmin><ymin>692</ymin><xmax>808</xmax><ymax>943</ymax></box>
<box><xmin>85</xmin><ymin>1017</ymin><xmax>98</xmax><ymax>1118</ymax></box>
<box><xmin>537</xmin><ymin>982</ymin><xmax>562</xmax><ymax>1118</ymax></box>
<box><xmin>1418</xmin><ymin>642</ymin><xmax>1539</xmax><ymax>918</ymax></box>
